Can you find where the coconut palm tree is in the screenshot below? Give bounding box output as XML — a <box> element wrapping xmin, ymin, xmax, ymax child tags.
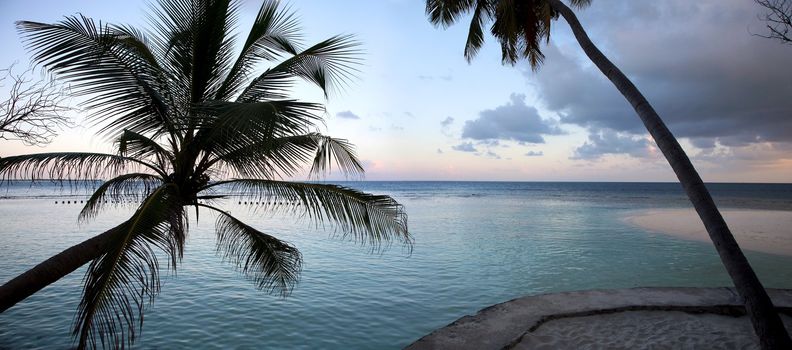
<box><xmin>0</xmin><ymin>0</ymin><xmax>411</xmax><ymax>348</ymax></box>
<box><xmin>425</xmin><ymin>0</ymin><xmax>791</xmax><ymax>348</ymax></box>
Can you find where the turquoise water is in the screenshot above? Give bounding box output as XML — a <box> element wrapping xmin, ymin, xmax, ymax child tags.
<box><xmin>1</xmin><ymin>182</ymin><xmax>792</xmax><ymax>349</ymax></box>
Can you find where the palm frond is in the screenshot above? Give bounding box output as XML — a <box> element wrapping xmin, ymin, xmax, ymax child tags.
<box><xmin>110</xmin><ymin>24</ymin><xmax>183</xmax><ymax>146</ymax></box>
<box><xmin>216</xmin><ymin>0</ymin><xmax>302</xmax><ymax>100</ymax></box>
<box><xmin>192</xmin><ymin>100</ymin><xmax>323</xmax><ymax>159</ymax></box>
<box><xmin>117</xmin><ymin>130</ymin><xmax>174</xmax><ymax>171</ymax></box>
<box><xmin>79</xmin><ymin>173</ymin><xmax>163</xmax><ymax>222</ymax></box>
<box><xmin>208</xmin><ymin>135</ymin><xmax>315</xmax><ymax>179</ymax></box>
<box><xmin>0</xmin><ymin>152</ymin><xmax>163</xmax><ymax>183</ymax></box>
<box><xmin>74</xmin><ymin>185</ymin><xmax>186</xmax><ymax>349</ymax></box>
<box><xmin>427</xmin><ymin>0</ymin><xmax>594</xmax><ymax>67</ymax></box>
<box><xmin>426</xmin><ymin>0</ymin><xmax>477</xmax><ymax>27</ymax></box>
<box><xmin>569</xmin><ymin>0</ymin><xmax>593</xmax><ymax>9</ymax></box>
<box><xmin>464</xmin><ymin>0</ymin><xmax>493</xmax><ymax>61</ymax></box>
<box><xmin>204</xmin><ymin>205</ymin><xmax>302</xmax><ymax>296</ymax></box>
<box><xmin>207</xmin><ymin>133</ymin><xmax>362</xmax><ymax>180</ymax></box>
<box><xmin>491</xmin><ymin>0</ymin><xmax>548</xmax><ymax>66</ymax></box>
<box><xmin>237</xmin><ymin>34</ymin><xmax>361</xmax><ymax>101</ymax></box>
<box><xmin>149</xmin><ymin>0</ymin><xmax>237</xmax><ymax>106</ymax></box>
<box><xmin>307</xmin><ymin>134</ymin><xmax>364</xmax><ymax>179</ymax></box>
<box><xmin>206</xmin><ymin>180</ymin><xmax>411</xmax><ymax>251</ymax></box>
<box><xmin>16</xmin><ymin>16</ymin><xmax>175</xmax><ymax>137</ymax></box>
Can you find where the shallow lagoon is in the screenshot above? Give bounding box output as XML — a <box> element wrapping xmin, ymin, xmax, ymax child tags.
<box><xmin>1</xmin><ymin>182</ymin><xmax>792</xmax><ymax>349</ymax></box>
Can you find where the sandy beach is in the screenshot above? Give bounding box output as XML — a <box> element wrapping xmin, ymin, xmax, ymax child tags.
<box><xmin>517</xmin><ymin>311</ymin><xmax>792</xmax><ymax>349</ymax></box>
<box><xmin>625</xmin><ymin>209</ymin><xmax>792</xmax><ymax>256</ymax></box>
<box><xmin>407</xmin><ymin>287</ymin><xmax>792</xmax><ymax>350</ymax></box>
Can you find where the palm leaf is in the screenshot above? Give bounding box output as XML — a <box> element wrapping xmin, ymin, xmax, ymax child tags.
<box><xmin>79</xmin><ymin>173</ymin><xmax>163</xmax><ymax>222</ymax></box>
<box><xmin>205</xmin><ymin>205</ymin><xmax>302</xmax><ymax>296</ymax></box>
<box><xmin>206</xmin><ymin>133</ymin><xmax>363</xmax><ymax>180</ymax></box>
<box><xmin>17</xmin><ymin>16</ymin><xmax>175</xmax><ymax>137</ymax></box>
<box><xmin>74</xmin><ymin>185</ymin><xmax>186</xmax><ymax>349</ymax></box>
<box><xmin>0</xmin><ymin>152</ymin><xmax>164</xmax><ymax>183</ymax></box>
<box><xmin>192</xmin><ymin>100</ymin><xmax>323</xmax><ymax>160</ymax></box>
<box><xmin>427</xmin><ymin>0</ymin><xmax>594</xmax><ymax>67</ymax></box>
<box><xmin>215</xmin><ymin>0</ymin><xmax>302</xmax><ymax>100</ymax></box>
<box><xmin>148</xmin><ymin>0</ymin><xmax>237</xmax><ymax>106</ymax></box>
<box><xmin>570</xmin><ymin>0</ymin><xmax>593</xmax><ymax>9</ymax></box>
<box><xmin>207</xmin><ymin>134</ymin><xmax>317</xmax><ymax>179</ymax></box>
<box><xmin>205</xmin><ymin>180</ymin><xmax>411</xmax><ymax>250</ymax></box>
<box><xmin>307</xmin><ymin>134</ymin><xmax>364</xmax><ymax>179</ymax></box>
<box><xmin>237</xmin><ymin>34</ymin><xmax>361</xmax><ymax>101</ymax></box>
<box><xmin>110</xmin><ymin>24</ymin><xmax>184</xmax><ymax>146</ymax></box>
<box><xmin>464</xmin><ymin>0</ymin><xmax>493</xmax><ymax>61</ymax></box>
<box><xmin>426</xmin><ymin>0</ymin><xmax>477</xmax><ymax>27</ymax></box>
<box><xmin>117</xmin><ymin>130</ymin><xmax>174</xmax><ymax>171</ymax></box>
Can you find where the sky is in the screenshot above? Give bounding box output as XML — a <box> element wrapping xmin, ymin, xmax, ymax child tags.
<box><xmin>0</xmin><ymin>0</ymin><xmax>790</xmax><ymax>182</ymax></box>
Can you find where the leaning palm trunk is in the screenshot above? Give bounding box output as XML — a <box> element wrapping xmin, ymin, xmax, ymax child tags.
<box><xmin>0</xmin><ymin>225</ymin><xmax>122</xmax><ymax>312</ymax></box>
<box><xmin>547</xmin><ymin>0</ymin><xmax>791</xmax><ymax>347</ymax></box>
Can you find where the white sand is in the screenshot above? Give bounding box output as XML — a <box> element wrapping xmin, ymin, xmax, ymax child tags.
<box><xmin>625</xmin><ymin>209</ymin><xmax>792</xmax><ymax>256</ymax></box>
<box><xmin>407</xmin><ymin>287</ymin><xmax>792</xmax><ymax>349</ymax></box>
<box><xmin>516</xmin><ymin>311</ymin><xmax>792</xmax><ymax>350</ymax></box>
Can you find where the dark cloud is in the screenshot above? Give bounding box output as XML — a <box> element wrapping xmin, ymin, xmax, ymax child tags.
<box><xmin>571</xmin><ymin>130</ymin><xmax>653</xmax><ymax>160</ymax></box>
<box><xmin>525</xmin><ymin>150</ymin><xmax>544</xmax><ymax>157</ymax></box>
<box><xmin>336</xmin><ymin>110</ymin><xmax>360</xmax><ymax>120</ymax></box>
<box><xmin>452</xmin><ymin>142</ymin><xmax>477</xmax><ymax>152</ymax></box>
<box><xmin>695</xmin><ymin>142</ymin><xmax>792</xmax><ymax>163</ymax></box>
<box><xmin>528</xmin><ymin>0</ymin><xmax>792</xmax><ymax>153</ymax></box>
<box><xmin>461</xmin><ymin>93</ymin><xmax>564</xmax><ymax>143</ymax></box>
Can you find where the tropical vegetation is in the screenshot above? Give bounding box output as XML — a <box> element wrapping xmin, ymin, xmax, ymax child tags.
<box><xmin>0</xmin><ymin>0</ymin><xmax>411</xmax><ymax>348</ymax></box>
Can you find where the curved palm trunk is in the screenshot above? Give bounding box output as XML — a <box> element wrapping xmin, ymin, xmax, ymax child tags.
<box><xmin>0</xmin><ymin>225</ymin><xmax>122</xmax><ymax>312</ymax></box>
<box><xmin>546</xmin><ymin>0</ymin><xmax>791</xmax><ymax>348</ymax></box>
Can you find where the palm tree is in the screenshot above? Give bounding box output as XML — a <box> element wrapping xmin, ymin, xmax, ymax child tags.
<box><xmin>0</xmin><ymin>0</ymin><xmax>411</xmax><ymax>348</ymax></box>
<box><xmin>426</xmin><ymin>0</ymin><xmax>791</xmax><ymax>348</ymax></box>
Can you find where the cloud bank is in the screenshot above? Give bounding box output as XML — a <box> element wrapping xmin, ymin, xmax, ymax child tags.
<box><xmin>527</xmin><ymin>0</ymin><xmax>792</xmax><ymax>158</ymax></box>
<box><xmin>462</xmin><ymin>93</ymin><xmax>563</xmax><ymax>143</ymax></box>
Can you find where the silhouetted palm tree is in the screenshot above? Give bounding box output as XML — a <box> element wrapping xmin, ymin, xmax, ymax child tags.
<box><xmin>0</xmin><ymin>0</ymin><xmax>410</xmax><ymax>348</ymax></box>
<box><xmin>426</xmin><ymin>0</ymin><xmax>791</xmax><ymax>348</ymax></box>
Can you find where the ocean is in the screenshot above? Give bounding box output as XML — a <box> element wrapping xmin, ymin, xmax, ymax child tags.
<box><xmin>1</xmin><ymin>181</ymin><xmax>791</xmax><ymax>349</ymax></box>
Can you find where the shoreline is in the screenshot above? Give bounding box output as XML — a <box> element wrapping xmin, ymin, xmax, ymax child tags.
<box><xmin>407</xmin><ymin>287</ymin><xmax>792</xmax><ymax>349</ymax></box>
<box><xmin>624</xmin><ymin>208</ymin><xmax>792</xmax><ymax>257</ymax></box>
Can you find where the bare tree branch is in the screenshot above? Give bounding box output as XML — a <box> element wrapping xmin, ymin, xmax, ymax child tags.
<box><xmin>755</xmin><ymin>0</ymin><xmax>792</xmax><ymax>45</ymax></box>
<box><xmin>0</xmin><ymin>64</ymin><xmax>73</xmax><ymax>146</ymax></box>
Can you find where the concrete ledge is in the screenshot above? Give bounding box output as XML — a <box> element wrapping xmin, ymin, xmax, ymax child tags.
<box><xmin>406</xmin><ymin>287</ymin><xmax>792</xmax><ymax>349</ymax></box>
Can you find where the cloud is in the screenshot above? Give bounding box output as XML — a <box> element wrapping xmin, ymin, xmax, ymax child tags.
<box><xmin>440</xmin><ymin>116</ymin><xmax>455</xmax><ymax>136</ymax></box>
<box><xmin>571</xmin><ymin>129</ymin><xmax>654</xmax><ymax>160</ymax></box>
<box><xmin>452</xmin><ymin>142</ymin><xmax>477</xmax><ymax>152</ymax></box>
<box><xmin>461</xmin><ymin>93</ymin><xmax>564</xmax><ymax>143</ymax></box>
<box><xmin>418</xmin><ymin>74</ymin><xmax>453</xmax><ymax>81</ymax></box>
<box><xmin>485</xmin><ymin>151</ymin><xmax>501</xmax><ymax>159</ymax></box>
<box><xmin>525</xmin><ymin>150</ymin><xmax>544</xmax><ymax>157</ymax></box>
<box><xmin>437</xmin><ymin>148</ymin><xmax>443</xmax><ymax>154</ymax></box>
<box><xmin>694</xmin><ymin>141</ymin><xmax>792</xmax><ymax>163</ymax></box>
<box><xmin>528</xmin><ymin>0</ymin><xmax>792</xmax><ymax>150</ymax></box>
<box><xmin>440</xmin><ymin>116</ymin><xmax>454</xmax><ymax>128</ymax></box>
<box><xmin>336</xmin><ymin>110</ymin><xmax>360</xmax><ymax>120</ymax></box>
